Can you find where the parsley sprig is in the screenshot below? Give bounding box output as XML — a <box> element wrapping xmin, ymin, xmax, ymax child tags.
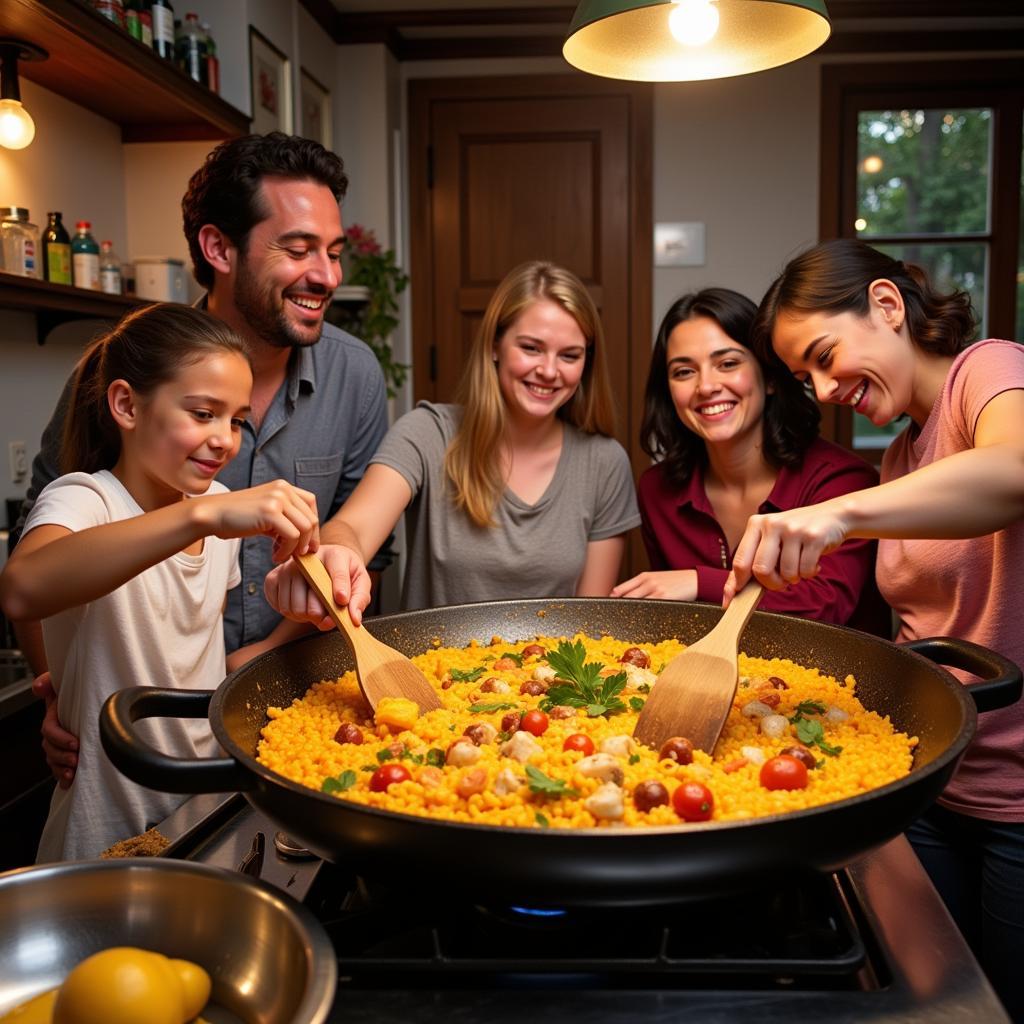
<box><xmin>450</xmin><ymin>666</ymin><xmax>486</xmax><ymax>682</ymax></box>
<box><xmin>540</xmin><ymin>639</ymin><xmax>628</xmax><ymax>717</ymax></box>
<box><xmin>789</xmin><ymin>701</ymin><xmax>843</xmax><ymax>757</ymax></box>
<box><xmin>525</xmin><ymin>764</ymin><xmax>579</xmax><ymax>798</ymax></box>
<box><xmin>321</xmin><ymin>769</ymin><xmax>357</xmax><ymax>794</ymax></box>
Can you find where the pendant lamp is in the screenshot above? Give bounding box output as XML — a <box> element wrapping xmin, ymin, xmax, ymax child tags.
<box><xmin>563</xmin><ymin>0</ymin><xmax>831</xmax><ymax>82</ymax></box>
<box><xmin>0</xmin><ymin>39</ymin><xmax>48</xmax><ymax>150</ymax></box>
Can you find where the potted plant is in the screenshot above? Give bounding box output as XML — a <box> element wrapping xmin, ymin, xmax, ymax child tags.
<box><xmin>326</xmin><ymin>223</ymin><xmax>410</xmax><ymax>398</ymax></box>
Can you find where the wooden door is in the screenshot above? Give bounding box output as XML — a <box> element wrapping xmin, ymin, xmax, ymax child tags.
<box><xmin>409</xmin><ymin>75</ymin><xmax>653</xmax><ymax>571</ymax></box>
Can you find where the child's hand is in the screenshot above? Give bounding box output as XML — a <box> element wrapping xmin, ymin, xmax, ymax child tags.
<box><xmin>264</xmin><ymin>544</ymin><xmax>372</xmax><ymax>626</ymax></box>
<box><xmin>202</xmin><ymin>480</ymin><xmax>320</xmax><ymax>560</ymax></box>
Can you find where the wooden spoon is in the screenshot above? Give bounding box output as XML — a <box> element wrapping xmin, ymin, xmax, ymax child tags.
<box><xmin>633</xmin><ymin>582</ymin><xmax>763</xmax><ymax>755</ymax></box>
<box><xmin>293</xmin><ymin>553</ymin><xmax>442</xmax><ymax>713</ymax></box>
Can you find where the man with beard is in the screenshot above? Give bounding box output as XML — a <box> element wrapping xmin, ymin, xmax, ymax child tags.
<box><xmin>13</xmin><ymin>133</ymin><xmax>391</xmax><ymax>787</ymax></box>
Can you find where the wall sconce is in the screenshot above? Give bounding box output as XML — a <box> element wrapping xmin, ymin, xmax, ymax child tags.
<box><xmin>0</xmin><ymin>39</ymin><xmax>48</xmax><ymax>150</ymax></box>
<box><xmin>563</xmin><ymin>0</ymin><xmax>831</xmax><ymax>82</ymax></box>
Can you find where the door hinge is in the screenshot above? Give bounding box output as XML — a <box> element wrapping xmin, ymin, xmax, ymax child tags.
<box><xmin>426</xmin><ymin>145</ymin><xmax>434</xmax><ymax>189</ymax></box>
<box><xmin>429</xmin><ymin>344</ymin><xmax>438</xmax><ymax>382</ymax></box>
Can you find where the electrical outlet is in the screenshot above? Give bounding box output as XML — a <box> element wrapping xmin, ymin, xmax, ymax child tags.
<box><xmin>8</xmin><ymin>441</ymin><xmax>27</xmax><ymax>485</ymax></box>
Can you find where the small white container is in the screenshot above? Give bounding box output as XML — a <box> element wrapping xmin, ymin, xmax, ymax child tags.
<box><xmin>134</xmin><ymin>256</ymin><xmax>187</xmax><ymax>302</ymax></box>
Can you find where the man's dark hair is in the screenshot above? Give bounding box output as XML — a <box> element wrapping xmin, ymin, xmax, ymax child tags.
<box><xmin>182</xmin><ymin>132</ymin><xmax>349</xmax><ymax>289</ymax></box>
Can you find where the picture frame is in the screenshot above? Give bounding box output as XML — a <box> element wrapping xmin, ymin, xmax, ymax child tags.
<box><xmin>654</xmin><ymin>222</ymin><xmax>706</xmax><ymax>267</ymax></box>
<box><xmin>249</xmin><ymin>27</ymin><xmax>292</xmax><ymax>134</ymax></box>
<box><xmin>300</xmin><ymin>67</ymin><xmax>331</xmax><ymax>148</ymax></box>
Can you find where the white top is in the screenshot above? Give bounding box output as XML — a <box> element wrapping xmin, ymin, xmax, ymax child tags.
<box><xmin>25</xmin><ymin>471</ymin><xmax>241</xmax><ymax>861</ymax></box>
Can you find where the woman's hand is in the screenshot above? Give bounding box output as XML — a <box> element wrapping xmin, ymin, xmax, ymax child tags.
<box><xmin>725</xmin><ymin>501</ymin><xmax>852</xmax><ymax>603</ymax></box>
<box><xmin>200</xmin><ymin>480</ymin><xmax>320</xmax><ymax>562</ymax></box>
<box><xmin>611</xmin><ymin>569</ymin><xmax>698</xmax><ymax>601</ymax></box>
<box><xmin>264</xmin><ymin>544</ymin><xmax>372</xmax><ymax>627</ymax></box>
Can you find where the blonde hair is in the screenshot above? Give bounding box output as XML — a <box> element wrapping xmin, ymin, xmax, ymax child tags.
<box><xmin>444</xmin><ymin>261</ymin><xmax>617</xmax><ymax>527</ymax></box>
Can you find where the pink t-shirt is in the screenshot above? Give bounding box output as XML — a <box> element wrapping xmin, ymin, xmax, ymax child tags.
<box><xmin>878</xmin><ymin>339</ymin><xmax>1024</xmax><ymax>822</ymax></box>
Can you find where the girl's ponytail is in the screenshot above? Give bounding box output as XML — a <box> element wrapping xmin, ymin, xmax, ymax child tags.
<box><xmin>59</xmin><ymin>303</ymin><xmax>249</xmax><ymax>475</ymax></box>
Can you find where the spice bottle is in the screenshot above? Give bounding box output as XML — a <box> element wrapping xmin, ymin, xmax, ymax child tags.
<box><xmin>72</xmin><ymin>221</ymin><xmax>101</xmax><ymax>290</ymax></box>
<box><xmin>42</xmin><ymin>211</ymin><xmax>72</xmax><ymax>285</ymax></box>
<box><xmin>0</xmin><ymin>207</ymin><xmax>42</xmax><ymax>279</ymax></box>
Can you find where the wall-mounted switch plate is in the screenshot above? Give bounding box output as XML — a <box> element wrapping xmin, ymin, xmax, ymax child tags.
<box><xmin>9</xmin><ymin>441</ymin><xmax>27</xmax><ymax>485</ymax></box>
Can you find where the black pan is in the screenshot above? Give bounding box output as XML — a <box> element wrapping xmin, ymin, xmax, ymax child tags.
<box><xmin>101</xmin><ymin>599</ymin><xmax>1021</xmax><ymax>906</ymax></box>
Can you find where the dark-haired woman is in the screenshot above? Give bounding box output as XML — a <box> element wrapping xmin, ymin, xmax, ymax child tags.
<box><xmin>726</xmin><ymin>239</ymin><xmax>1024</xmax><ymax>1021</ymax></box>
<box><xmin>613</xmin><ymin>287</ymin><xmax>884</xmax><ymax>631</ymax></box>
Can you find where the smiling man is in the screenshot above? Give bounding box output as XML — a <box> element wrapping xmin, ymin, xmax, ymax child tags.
<box><xmin>14</xmin><ymin>133</ymin><xmax>392</xmax><ymax>785</ymax></box>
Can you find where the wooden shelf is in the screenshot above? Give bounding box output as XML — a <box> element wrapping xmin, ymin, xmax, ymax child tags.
<box><xmin>0</xmin><ymin>272</ymin><xmax>148</xmax><ymax>343</ymax></box>
<box><xmin>1</xmin><ymin>0</ymin><xmax>250</xmax><ymax>141</ymax></box>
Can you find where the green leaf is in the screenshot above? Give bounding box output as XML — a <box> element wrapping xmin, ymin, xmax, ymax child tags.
<box><xmin>629</xmin><ymin>696</ymin><xmax>645</xmax><ymax>712</ymax></box>
<box><xmin>376</xmin><ymin>749</ymin><xmax>393</xmax><ymax>763</ymax></box>
<box><xmin>792</xmin><ymin>700</ymin><xmax>828</xmax><ymax>717</ymax></box>
<box><xmin>426</xmin><ymin>748</ymin><xmax>446</xmax><ymax>767</ymax></box>
<box><xmin>321</xmin><ymin>769</ymin><xmax>357</xmax><ymax>794</ymax></box>
<box><xmin>628</xmin><ymin>753</ymin><xmax>641</xmax><ymax>764</ymax></box>
<box><xmin>535</xmin><ymin>812</ymin><xmax>550</xmax><ymax>828</ymax></box>
<box><xmin>468</xmin><ymin>701</ymin><xmax>517</xmax><ymax>713</ymax></box>
<box><xmin>543</xmin><ymin>640</ymin><xmax>627</xmax><ymax>717</ymax></box>
<box><xmin>450</xmin><ymin>666</ymin><xmax>486</xmax><ymax>682</ymax></box>
<box><xmin>525</xmin><ymin>764</ymin><xmax>579</xmax><ymax>798</ymax></box>
<box><xmin>500</xmin><ymin>651</ymin><xmax>524</xmax><ymax>666</ymax></box>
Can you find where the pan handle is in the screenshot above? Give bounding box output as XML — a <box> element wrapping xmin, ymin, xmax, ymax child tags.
<box><xmin>902</xmin><ymin>637</ymin><xmax>1023</xmax><ymax>712</ymax></box>
<box><xmin>100</xmin><ymin>687</ymin><xmax>253</xmax><ymax>794</ymax></box>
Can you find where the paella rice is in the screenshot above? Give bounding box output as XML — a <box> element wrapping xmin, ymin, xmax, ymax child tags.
<box><xmin>256</xmin><ymin>634</ymin><xmax>918</xmax><ymax>829</ymax></box>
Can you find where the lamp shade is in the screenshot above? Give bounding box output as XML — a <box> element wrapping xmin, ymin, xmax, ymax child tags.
<box><xmin>563</xmin><ymin>0</ymin><xmax>831</xmax><ymax>82</ymax></box>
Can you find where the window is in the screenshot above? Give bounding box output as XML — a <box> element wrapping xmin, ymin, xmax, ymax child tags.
<box><xmin>820</xmin><ymin>61</ymin><xmax>1023</xmax><ymax>456</ymax></box>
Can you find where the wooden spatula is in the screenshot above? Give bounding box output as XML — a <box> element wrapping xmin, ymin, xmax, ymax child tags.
<box><xmin>633</xmin><ymin>582</ymin><xmax>763</xmax><ymax>754</ymax></box>
<box><xmin>293</xmin><ymin>553</ymin><xmax>442</xmax><ymax>713</ymax></box>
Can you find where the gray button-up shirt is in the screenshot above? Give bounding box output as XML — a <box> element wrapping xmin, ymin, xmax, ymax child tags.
<box><xmin>15</xmin><ymin>318</ymin><xmax>392</xmax><ymax>653</ymax></box>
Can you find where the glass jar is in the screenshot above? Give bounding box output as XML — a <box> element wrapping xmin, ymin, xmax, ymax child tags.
<box><xmin>0</xmin><ymin>207</ymin><xmax>42</xmax><ymax>279</ymax></box>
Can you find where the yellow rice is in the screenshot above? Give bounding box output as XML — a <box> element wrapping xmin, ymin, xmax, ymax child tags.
<box><xmin>256</xmin><ymin>634</ymin><xmax>917</xmax><ymax>829</ymax></box>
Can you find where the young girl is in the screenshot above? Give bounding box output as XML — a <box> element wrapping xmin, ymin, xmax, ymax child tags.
<box><xmin>264</xmin><ymin>260</ymin><xmax>640</xmax><ymax>620</ymax></box>
<box><xmin>0</xmin><ymin>304</ymin><xmax>319</xmax><ymax>862</ymax></box>
<box><xmin>725</xmin><ymin>239</ymin><xmax>1024</xmax><ymax>1020</ymax></box>
<box><xmin>612</xmin><ymin>287</ymin><xmax>885</xmax><ymax>633</ymax></box>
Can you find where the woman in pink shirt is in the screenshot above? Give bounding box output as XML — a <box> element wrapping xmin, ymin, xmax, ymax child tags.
<box><xmin>727</xmin><ymin>239</ymin><xmax>1024</xmax><ymax>1021</ymax></box>
<box><xmin>613</xmin><ymin>287</ymin><xmax>886</xmax><ymax>634</ymax></box>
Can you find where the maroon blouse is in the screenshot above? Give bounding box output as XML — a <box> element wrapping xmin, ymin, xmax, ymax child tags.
<box><xmin>637</xmin><ymin>437</ymin><xmax>889</xmax><ymax>634</ymax></box>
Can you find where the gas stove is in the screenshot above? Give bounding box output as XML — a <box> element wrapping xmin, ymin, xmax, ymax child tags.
<box><xmin>156</xmin><ymin>793</ymin><xmax>1009</xmax><ymax>1024</ymax></box>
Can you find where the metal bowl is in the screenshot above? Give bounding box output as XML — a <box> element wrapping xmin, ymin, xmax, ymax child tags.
<box><xmin>0</xmin><ymin>859</ymin><xmax>336</xmax><ymax>1023</ymax></box>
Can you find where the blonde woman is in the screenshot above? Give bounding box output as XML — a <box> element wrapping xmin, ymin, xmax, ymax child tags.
<box><xmin>267</xmin><ymin>260</ymin><xmax>640</xmax><ymax>620</ymax></box>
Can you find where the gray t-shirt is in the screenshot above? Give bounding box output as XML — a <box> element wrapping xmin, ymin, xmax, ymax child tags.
<box><xmin>372</xmin><ymin>402</ymin><xmax>640</xmax><ymax>610</ymax></box>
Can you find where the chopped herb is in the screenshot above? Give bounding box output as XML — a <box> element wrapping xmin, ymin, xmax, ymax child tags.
<box><xmin>535</xmin><ymin>812</ymin><xmax>550</xmax><ymax>828</ymax></box>
<box><xmin>360</xmin><ymin>764</ymin><xmax>376</xmax><ymax>772</ymax></box>
<box><xmin>426</xmin><ymin>748</ymin><xmax>446</xmax><ymax>768</ymax></box>
<box><xmin>469</xmin><ymin>701</ymin><xmax>517</xmax><ymax>713</ymax></box>
<box><xmin>636</xmin><ymin>682</ymin><xmax>651</xmax><ymax>694</ymax></box>
<box><xmin>450</xmin><ymin>666</ymin><xmax>486</xmax><ymax>682</ymax></box>
<box><xmin>497</xmin><ymin>730</ymin><xmax>513</xmax><ymax>742</ymax></box>
<box><xmin>629</xmin><ymin>696</ymin><xmax>645</xmax><ymax>713</ymax></box>
<box><xmin>400</xmin><ymin>749</ymin><xmax>425</xmax><ymax>765</ymax></box>
<box><xmin>628</xmin><ymin>753</ymin><xmax>641</xmax><ymax>765</ymax></box>
<box><xmin>321</xmin><ymin>769</ymin><xmax>357</xmax><ymax>794</ymax></box>
<box><xmin>525</xmin><ymin>764</ymin><xmax>579</xmax><ymax>799</ymax></box>
<box><xmin>500</xmin><ymin>651</ymin><xmax>524</xmax><ymax>666</ymax></box>
<box><xmin>543</xmin><ymin>639</ymin><xmax>629</xmax><ymax>717</ymax></box>
<box><xmin>376</xmin><ymin>749</ymin><xmax>393</xmax><ymax>763</ymax></box>
<box><xmin>790</xmin><ymin>707</ymin><xmax>843</xmax><ymax>757</ymax></box>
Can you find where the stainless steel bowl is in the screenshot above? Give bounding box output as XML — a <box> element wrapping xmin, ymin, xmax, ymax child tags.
<box><xmin>0</xmin><ymin>859</ymin><xmax>336</xmax><ymax>1023</ymax></box>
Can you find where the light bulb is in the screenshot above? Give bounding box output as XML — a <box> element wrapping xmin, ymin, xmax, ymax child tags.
<box><xmin>0</xmin><ymin>98</ymin><xmax>35</xmax><ymax>149</ymax></box>
<box><xmin>668</xmin><ymin>0</ymin><xmax>720</xmax><ymax>47</ymax></box>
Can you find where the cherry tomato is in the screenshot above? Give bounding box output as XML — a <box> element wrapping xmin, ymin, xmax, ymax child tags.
<box><xmin>672</xmin><ymin>781</ymin><xmax>714</xmax><ymax>822</ymax></box>
<box><xmin>759</xmin><ymin>754</ymin><xmax>809</xmax><ymax>791</ymax></box>
<box><xmin>369</xmin><ymin>763</ymin><xmax>412</xmax><ymax>792</ymax></box>
<box><xmin>562</xmin><ymin>733</ymin><xmax>595</xmax><ymax>756</ymax></box>
<box><xmin>519</xmin><ymin>709</ymin><xmax>549</xmax><ymax>736</ymax></box>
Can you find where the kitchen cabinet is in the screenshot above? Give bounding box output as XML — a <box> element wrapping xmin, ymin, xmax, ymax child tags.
<box><xmin>0</xmin><ymin>272</ymin><xmax>147</xmax><ymax>344</ymax></box>
<box><xmin>0</xmin><ymin>0</ymin><xmax>249</xmax><ymax>142</ymax></box>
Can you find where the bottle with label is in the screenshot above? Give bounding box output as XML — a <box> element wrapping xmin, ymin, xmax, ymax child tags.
<box><xmin>175</xmin><ymin>12</ymin><xmax>206</xmax><ymax>85</ymax></box>
<box><xmin>139</xmin><ymin>2</ymin><xmax>153</xmax><ymax>47</ymax></box>
<box><xmin>94</xmin><ymin>0</ymin><xmax>126</xmax><ymax>28</ymax></box>
<box><xmin>150</xmin><ymin>0</ymin><xmax>175</xmax><ymax>60</ymax></box>
<box><xmin>201</xmin><ymin>20</ymin><xmax>219</xmax><ymax>93</ymax></box>
<box><xmin>72</xmin><ymin>222</ymin><xmax>101</xmax><ymax>290</ymax></box>
<box><xmin>124</xmin><ymin>0</ymin><xmax>143</xmax><ymax>42</ymax></box>
<box><xmin>100</xmin><ymin>241</ymin><xmax>123</xmax><ymax>295</ymax></box>
<box><xmin>0</xmin><ymin>207</ymin><xmax>42</xmax><ymax>279</ymax></box>
<box><xmin>42</xmin><ymin>212</ymin><xmax>72</xmax><ymax>285</ymax></box>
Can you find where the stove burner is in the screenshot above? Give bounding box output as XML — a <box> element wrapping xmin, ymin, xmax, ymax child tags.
<box><xmin>305</xmin><ymin>865</ymin><xmax>882</xmax><ymax>992</ymax></box>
